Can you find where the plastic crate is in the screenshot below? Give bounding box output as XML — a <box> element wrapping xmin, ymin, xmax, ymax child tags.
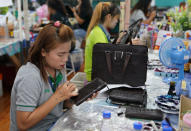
<box><xmin>70</xmin><ymin>72</ymin><xmax>87</xmax><ymax>89</ymax></box>
<box><xmin>66</xmin><ymin>48</ymin><xmax>83</xmax><ymax>72</ymax></box>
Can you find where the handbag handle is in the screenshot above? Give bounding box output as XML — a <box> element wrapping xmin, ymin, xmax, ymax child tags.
<box><xmin>112</xmin><ymin>30</ymin><xmax>133</xmax><ymax>45</ymax></box>
<box><xmin>105</xmin><ymin>51</ymin><xmax>131</xmax><ymax>76</ymax></box>
<box><xmin>112</xmin><ymin>18</ymin><xmax>143</xmax><ymax>45</ymax></box>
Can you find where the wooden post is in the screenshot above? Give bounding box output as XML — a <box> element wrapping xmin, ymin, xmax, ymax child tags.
<box><xmin>17</xmin><ymin>0</ymin><xmax>22</xmax><ymax>42</ymax></box>
<box><xmin>124</xmin><ymin>0</ymin><xmax>131</xmax><ymax>30</ymax></box>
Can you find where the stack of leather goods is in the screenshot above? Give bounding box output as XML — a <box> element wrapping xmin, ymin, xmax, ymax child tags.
<box><xmin>108</xmin><ymin>86</ymin><xmax>147</xmax><ymax>107</ymax></box>
<box><xmin>155</xmin><ymin>95</ymin><xmax>180</xmax><ymax>114</ymax></box>
<box><xmin>125</xmin><ymin>106</ymin><xmax>163</xmax><ymax>121</ymax></box>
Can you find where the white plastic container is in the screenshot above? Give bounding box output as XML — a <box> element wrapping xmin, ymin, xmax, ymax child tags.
<box><xmin>70</xmin><ymin>72</ymin><xmax>87</xmax><ymax>90</ymax></box>
<box><xmin>101</xmin><ymin>111</ymin><xmax>113</xmax><ymax>131</ymax></box>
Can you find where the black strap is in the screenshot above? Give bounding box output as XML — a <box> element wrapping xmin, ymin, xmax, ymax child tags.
<box><xmin>105</xmin><ymin>51</ymin><xmax>131</xmax><ymax>76</ymax></box>
<box><xmin>122</xmin><ymin>52</ymin><xmax>131</xmax><ymax>74</ymax></box>
<box><xmin>105</xmin><ymin>51</ymin><xmax>112</xmax><ymax>75</ymax></box>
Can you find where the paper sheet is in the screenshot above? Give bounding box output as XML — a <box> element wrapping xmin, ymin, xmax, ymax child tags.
<box><xmin>0</xmin><ymin>0</ymin><xmax>13</xmax><ymax>7</ymax></box>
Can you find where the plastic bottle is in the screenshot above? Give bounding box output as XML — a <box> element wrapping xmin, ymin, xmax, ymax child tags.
<box><xmin>161</xmin><ymin>120</ymin><xmax>170</xmax><ymax>127</ymax></box>
<box><xmin>184</xmin><ymin>40</ymin><xmax>190</xmax><ymax>73</ymax></box>
<box><xmin>189</xmin><ymin>43</ymin><xmax>191</xmax><ymax>73</ymax></box>
<box><xmin>168</xmin><ymin>81</ymin><xmax>176</xmax><ymax>96</ymax></box>
<box><xmin>139</xmin><ymin>23</ymin><xmax>145</xmax><ymax>38</ymax></box>
<box><xmin>101</xmin><ymin>111</ymin><xmax>113</xmax><ymax>131</ymax></box>
<box><xmin>162</xmin><ymin>15</ymin><xmax>167</xmax><ymax>30</ymax></box>
<box><xmin>133</xmin><ymin>122</ymin><xmax>142</xmax><ymax>131</ymax></box>
<box><xmin>161</xmin><ymin>35</ymin><xmax>167</xmax><ymax>44</ymax></box>
<box><xmin>4</xmin><ymin>17</ymin><xmax>9</xmax><ymax>39</ymax></box>
<box><xmin>142</xmin><ymin>24</ymin><xmax>149</xmax><ymax>45</ymax></box>
<box><xmin>144</xmin><ymin>24</ymin><xmax>149</xmax><ymax>35</ymax></box>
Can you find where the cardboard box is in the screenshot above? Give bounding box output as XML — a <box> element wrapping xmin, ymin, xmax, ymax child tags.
<box><xmin>0</xmin><ymin>24</ymin><xmax>14</xmax><ymax>37</ymax></box>
<box><xmin>179</xmin><ymin>95</ymin><xmax>191</xmax><ymax>131</ymax></box>
<box><xmin>0</xmin><ymin>26</ymin><xmax>5</xmax><ymax>37</ymax></box>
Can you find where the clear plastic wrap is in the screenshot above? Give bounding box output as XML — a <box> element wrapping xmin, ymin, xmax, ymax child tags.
<box><xmin>51</xmin><ymin>52</ymin><xmax>170</xmax><ymax>131</ymax></box>
<box><xmin>51</xmin><ymin>100</ymin><xmax>103</xmax><ymax>131</ymax></box>
<box><xmin>51</xmin><ymin>99</ymin><xmax>137</xmax><ymax>131</ymax></box>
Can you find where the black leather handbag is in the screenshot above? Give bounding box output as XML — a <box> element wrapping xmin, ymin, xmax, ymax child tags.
<box><xmin>92</xmin><ymin>43</ymin><xmax>148</xmax><ymax>87</ymax></box>
<box><xmin>91</xmin><ymin>19</ymin><xmax>147</xmax><ymax>87</ymax></box>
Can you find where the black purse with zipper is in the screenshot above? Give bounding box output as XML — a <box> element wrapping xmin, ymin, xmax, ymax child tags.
<box><xmin>91</xmin><ymin>19</ymin><xmax>147</xmax><ymax>87</ymax></box>
<box><xmin>91</xmin><ymin>43</ymin><xmax>148</xmax><ymax>87</ymax></box>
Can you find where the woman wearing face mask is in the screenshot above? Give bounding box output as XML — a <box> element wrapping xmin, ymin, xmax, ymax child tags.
<box><xmin>130</xmin><ymin>0</ymin><xmax>156</xmax><ymax>25</ymax></box>
<box><xmin>84</xmin><ymin>2</ymin><xmax>121</xmax><ymax>81</ymax></box>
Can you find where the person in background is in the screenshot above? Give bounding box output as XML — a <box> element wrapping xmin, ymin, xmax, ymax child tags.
<box><xmin>71</xmin><ymin>0</ymin><xmax>93</xmax><ymax>31</ymax></box>
<box><xmin>10</xmin><ymin>22</ymin><xmax>77</xmax><ymax>131</ymax></box>
<box><xmin>85</xmin><ymin>2</ymin><xmax>120</xmax><ymax>81</ymax></box>
<box><xmin>47</xmin><ymin>0</ymin><xmax>77</xmax><ymax>52</ymax></box>
<box><xmin>37</xmin><ymin>0</ymin><xmax>47</xmax><ymax>5</ymax></box>
<box><xmin>130</xmin><ymin>0</ymin><xmax>156</xmax><ymax>25</ymax></box>
<box><xmin>47</xmin><ymin>0</ymin><xmax>71</xmax><ymax>26</ymax></box>
<box><xmin>71</xmin><ymin>0</ymin><xmax>93</xmax><ymax>41</ymax></box>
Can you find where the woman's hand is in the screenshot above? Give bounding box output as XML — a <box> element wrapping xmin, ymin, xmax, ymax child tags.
<box><xmin>116</xmin><ymin>31</ymin><xmax>127</xmax><ymax>43</ymax></box>
<box><xmin>70</xmin><ymin>7</ymin><xmax>76</xmax><ymax>13</ymax></box>
<box><xmin>53</xmin><ymin>81</ymin><xmax>78</xmax><ymax>103</ymax></box>
<box><xmin>63</xmin><ymin>99</ymin><xmax>74</xmax><ymax>109</ymax></box>
<box><xmin>150</xmin><ymin>10</ymin><xmax>156</xmax><ymax>19</ymax></box>
<box><xmin>87</xmin><ymin>92</ymin><xmax>99</xmax><ymax>101</ymax></box>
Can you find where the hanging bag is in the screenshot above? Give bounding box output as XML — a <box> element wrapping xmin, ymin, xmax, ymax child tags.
<box><xmin>91</xmin><ymin>19</ymin><xmax>148</xmax><ymax>87</ymax></box>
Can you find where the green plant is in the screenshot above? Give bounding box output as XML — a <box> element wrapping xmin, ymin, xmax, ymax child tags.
<box><xmin>167</xmin><ymin>1</ymin><xmax>191</xmax><ymax>32</ymax></box>
<box><xmin>0</xmin><ymin>7</ymin><xmax>8</xmax><ymax>15</ymax></box>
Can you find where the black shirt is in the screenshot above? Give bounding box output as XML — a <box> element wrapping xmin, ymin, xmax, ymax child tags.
<box><xmin>78</xmin><ymin>11</ymin><xmax>92</xmax><ymax>31</ymax></box>
<box><xmin>50</xmin><ymin>12</ymin><xmax>72</xmax><ymax>27</ymax></box>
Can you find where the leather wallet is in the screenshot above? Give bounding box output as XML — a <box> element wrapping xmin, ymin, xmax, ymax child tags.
<box><xmin>71</xmin><ymin>78</ymin><xmax>107</xmax><ymax>106</ymax></box>
<box><xmin>108</xmin><ymin>87</ymin><xmax>147</xmax><ymax>107</ymax></box>
<box><xmin>125</xmin><ymin>106</ymin><xmax>163</xmax><ymax>121</ymax></box>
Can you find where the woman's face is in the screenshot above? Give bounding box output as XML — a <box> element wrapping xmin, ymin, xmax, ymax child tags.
<box><xmin>107</xmin><ymin>14</ymin><xmax>120</xmax><ymax>29</ymax></box>
<box><xmin>42</xmin><ymin>41</ymin><xmax>71</xmax><ymax>70</ymax></box>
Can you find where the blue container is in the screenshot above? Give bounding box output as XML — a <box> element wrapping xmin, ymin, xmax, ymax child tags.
<box><xmin>162</xmin><ymin>126</ymin><xmax>173</xmax><ymax>131</ymax></box>
<box><xmin>133</xmin><ymin>122</ymin><xmax>142</xmax><ymax>131</ymax></box>
<box><xmin>162</xmin><ymin>120</ymin><xmax>170</xmax><ymax>127</ymax></box>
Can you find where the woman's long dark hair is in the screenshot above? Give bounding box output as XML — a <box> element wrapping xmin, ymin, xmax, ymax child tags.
<box><xmin>47</xmin><ymin>0</ymin><xmax>67</xmax><ymax>16</ymax></box>
<box><xmin>131</xmin><ymin>0</ymin><xmax>152</xmax><ymax>16</ymax></box>
<box><xmin>27</xmin><ymin>24</ymin><xmax>74</xmax><ymax>82</ymax></box>
<box><xmin>79</xmin><ymin>0</ymin><xmax>93</xmax><ymax>17</ymax></box>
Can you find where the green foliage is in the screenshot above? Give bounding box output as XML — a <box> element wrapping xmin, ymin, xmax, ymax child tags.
<box><xmin>168</xmin><ymin>1</ymin><xmax>191</xmax><ymax>32</ymax></box>
<box><xmin>0</xmin><ymin>7</ymin><xmax>8</xmax><ymax>15</ymax></box>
